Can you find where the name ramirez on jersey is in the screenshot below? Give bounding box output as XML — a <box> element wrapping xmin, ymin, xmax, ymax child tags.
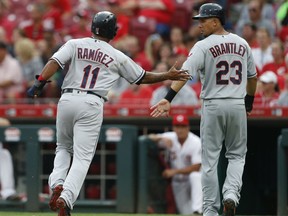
<box><xmin>77</xmin><ymin>48</ymin><xmax>114</xmax><ymax>67</ymax></box>
<box><xmin>209</xmin><ymin>43</ymin><xmax>246</xmax><ymax>58</ymax></box>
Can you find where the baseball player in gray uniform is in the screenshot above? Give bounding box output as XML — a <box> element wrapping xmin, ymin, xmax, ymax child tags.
<box><xmin>27</xmin><ymin>11</ymin><xmax>190</xmax><ymax>216</ymax></box>
<box><xmin>150</xmin><ymin>3</ymin><xmax>258</xmax><ymax>216</ymax></box>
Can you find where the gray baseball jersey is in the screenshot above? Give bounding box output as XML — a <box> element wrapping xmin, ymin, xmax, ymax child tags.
<box><xmin>48</xmin><ymin>37</ymin><xmax>146</xmax><ymax>210</ymax></box>
<box><xmin>181</xmin><ymin>33</ymin><xmax>257</xmax><ymax>215</ymax></box>
<box><xmin>182</xmin><ymin>33</ymin><xmax>257</xmax><ymax>99</ymax></box>
<box><xmin>51</xmin><ymin>37</ymin><xmax>145</xmax><ymax>100</ymax></box>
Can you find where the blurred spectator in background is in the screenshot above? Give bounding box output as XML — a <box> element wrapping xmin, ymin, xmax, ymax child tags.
<box><xmin>150</xmin><ymin>80</ymin><xmax>199</xmax><ymax>106</ymax></box>
<box><xmin>38</xmin><ymin>29</ymin><xmax>62</xmax><ymax>65</ymax></box>
<box><xmin>36</xmin><ymin>30</ymin><xmax>63</xmax><ymax>98</ymax></box>
<box><xmin>255</xmin><ymin>71</ymin><xmax>280</xmax><ymax>107</ymax></box>
<box><xmin>107</xmin><ymin>0</ymin><xmax>130</xmax><ymax>42</ymax></box>
<box><xmin>51</xmin><ymin>0</ymin><xmax>72</xmax><ymax>21</ymax></box>
<box><xmin>39</xmin><ymin>0</ymin><xmax>63</xmax><ymax>40</ymax></box>
<box><xmin>251</xmin><ymin>27</ymin><xmax>273</xmax><ymax>73</ymax></box>
<box><xmin>187</xmin><ymin>21</ymin><xmax>202</xmax><ymax>41</ymax></box>
<box><xmin>239</xmin><ymin>0</ymin><xmax>275</xmax><ymax>23</ymax></box>
<box><xmin>277</xmin><ymin>74</ymin><xmax>288</xmax><ymax>106</ymax></box>
<box><xmin>147</xmin><ymin>114</ymin><xmax>202</xmax><ymax>215</ymax></box>
<box><xmin>14</xmin><ymin>38</ymin><xmax>44</xmax><ymax>90</ymax></box>
<box><xmin>167</xmin><ymin>26</ymin><xmax>190</xmax><ymax>70</ymax></box>
<box><xmin>261</xmin><ymin>39</ymin><xmax>287</xmax><ymax>90</ymax></box>
<box><xmin>150</xmin><ymin>61</ymin><xmax>171</xmax><ymax>91</ymax></box>
<box><xmin>0</xmin><ymin>41</ymin><xmax>24</xmax><ymax>103</ymax></box>
<box><xmin>183</xmin><ymin>34</ymin><xmax>198</xmax><ymax>53</ymax></box>
<box><xmin>118</xmin><ymin>84</ymin><xmax>153</xmax><ymax>105</ymax></box>
<box><xmin>0</xmin><ymin>27</ymin><xmax>16</xmax><ymax>57</ymax></box>
<box><xmin>121</xmin><ymin>35</ymin><xmax>153</xmax><ymax>71</ymax></box>
<box><xmin>159</xmin><ymin>42</ymin><xmax>173</xmax><ymax>65</ymax></box>
<box><xmin>67</xmin><ymin>10</ymin><xmax>91</xmax><ymax>39</ymax></box>
<box><xmin>158</xmin><ymin>42</ymin><xmax>173</xmax><ymax>66</ymax></box>
<box><xmin>109</xmin><ymin>35</ymin><xmax>153</xmax><ymax>104</ymax></box>
<box><xmin>144</xmin><ymin>33</ymin><xmax>164</xmax><ymax>67</ymax></box>
<box><xmin>170</xmin><ymin>27</ymin><xmax>189</xmax><ymax>57</ymax></box>
<box><xmin>122</xmin><ymin>0</ymin><xmax>175</xmax><ymax>39</ymax></box>
<box><xmin>241</xmin><ymin>22</ymin><xmax>258</xmax><ymax>48</ymax></box>
<box><xmin>235</xmin><ymin>0</ymin><xmax>276</xmax><ymax>38</ymax></box>
<box><xmin>19</xmin><ymin>3</ymin><xmax>46</xmax><ymax>42</ymax></box>
<box><xmin>0</xmin><ymin>0</ymin><xmax>16</xmax><ymax>44</ymax></box>
<box><xmin>109</xmin><ymin>34</ymin><xmax>153</xmax><ymax>103</ymax></box>
<box><xmin>0</xmin><ymin>117</ymin><xmax>20</xmax><ymax>201</ymax></box>
<box><xmin>108</xmin><ymin>78</ymin><xmax>130</xmax><ymax>104</ymax></box>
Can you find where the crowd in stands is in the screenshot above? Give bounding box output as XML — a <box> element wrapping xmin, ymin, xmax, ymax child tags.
<box><xmin>1</xmin><ymin>0</ymin><xmax>288</xmax><ymax>107</ymax></box>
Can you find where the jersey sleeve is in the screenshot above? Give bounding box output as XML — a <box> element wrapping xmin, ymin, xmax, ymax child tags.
<box><xmin>117</xmin><ymin>55</ymin><xmax>146</xmax><ymax>84</ymax></box>
<box><xmin>246</xmin><ymin>46</ymin><xmax>257</xmax><ymax>78</ymax></box>
<box><xmin>182</xmin><ymin>44</ymin><xmax>205</xmax><ymax>79</ymax></box>
<box><xmin>51</xmin><ymin>40</ymin><xmax>74</xmax><ymax>69</ymax></box>
<box><xmin>161</xmin><ymin>132</ymin><xmax>175</xmax><ymax>139</ymax></box>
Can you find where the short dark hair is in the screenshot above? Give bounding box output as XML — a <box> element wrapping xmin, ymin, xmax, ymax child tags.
<box><xmin>0</xmin><ymin>41</ymin><xmax>7</xmax><ymax>49</ymax></box>
<box><xmin>244</xmin><ymin>22</ymin><xmax>257</xmax><ymax>32</ymax></box>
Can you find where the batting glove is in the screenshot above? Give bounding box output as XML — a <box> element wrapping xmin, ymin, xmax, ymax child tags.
<box><xmin>244</xmin><ymin>94</ymin><xmax>255</xmax><ymax>112</ymax></box>
<box><xmin>27</xmin><ymin>75</ymin><xmax>50</xmax><ymax>97</ymax></box>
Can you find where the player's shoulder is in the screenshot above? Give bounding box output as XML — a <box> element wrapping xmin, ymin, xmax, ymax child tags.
<box><xmin>66</xmin><ymin>37</ymin><xmax>92</xmax><ymax>44</ymax></box>
<box><xmin>227</xmin><ymin>33</ymin><xmax>250</xmax><ymax>46</ymax></box>
<box><xmin>162</xmin><ymin>131</ymin><xmax>177</xmax><ymax>139</ymax></box>
<box><xmin>188</xmin><ymin>132</ymin><xmax>201</xmax><ymax>142</ymax></box>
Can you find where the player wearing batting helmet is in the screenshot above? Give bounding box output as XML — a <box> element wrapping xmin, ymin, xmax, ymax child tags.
<box><xmin>27</xmin><ymin>10</ymin><xmax>191</xmax><ymax>216</ymax></box>
<box><xmin>151</xmin><ymin>3</ymin><xmax>257</xmax><ymax>216</ymax></box>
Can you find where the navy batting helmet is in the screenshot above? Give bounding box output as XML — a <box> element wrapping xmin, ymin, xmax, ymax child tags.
<box><xmin>193</xmin><ymin>3</ymin><xmax>225</xmax><ymax>25</ymax></box>
<box><xmin>91</xmin><ymin>11</ymin><xmax>118</xmax><ymax>40</ymax></box>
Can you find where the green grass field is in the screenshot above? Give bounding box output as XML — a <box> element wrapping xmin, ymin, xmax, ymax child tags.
<box><xmin>0</xmin><ymin>213</ymin><xmax>179</xmax><ymax>216</ymax></box>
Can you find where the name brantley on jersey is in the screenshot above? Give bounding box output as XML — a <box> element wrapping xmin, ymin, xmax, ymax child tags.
<box><xmin>77</xmin><ymin>47</ymin><xmax>114</xmax><ymax>67</ymax></box>
<box><xmin>209</xmin><ymin>43</ymin><xmax>246</xmax><ymax>58</ymax></box>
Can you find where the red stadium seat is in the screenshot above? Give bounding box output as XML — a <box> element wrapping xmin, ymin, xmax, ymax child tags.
<box><xmin>129</xmin><ymin>16</ymin><xmax>157</xmax><ymax>51</ymax></box>
<box><xmin>171</xmin><ymin>0</ymin><xmax>193</xmax><ymax>32</ymax></box>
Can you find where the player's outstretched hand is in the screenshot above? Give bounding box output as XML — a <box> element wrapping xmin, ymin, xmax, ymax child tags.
<box><xmin>150</xmin><ymin>99</ymin><xmax>171</xmax><ymax>117</ymax></box>
<box><xmin>167</xmin><ymin>62</ymin><xmax>192</xmax><ymax>81</ymax></box>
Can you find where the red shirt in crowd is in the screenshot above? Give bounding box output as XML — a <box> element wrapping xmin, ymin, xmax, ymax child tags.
<box><xmin>43</xmin><ymin>7</ymin><xmax>63</xmax><ymax>31</ymax></box>
<box><xmin>119</xmin><ymin>85</ymin><xmax>153</xmax><ymax>105</ymax></box>
<box><xmin>21</xmin><ymin>21</ymin><xmax>45</xmax><ymax>41</ymax></box>
<box><xmin>254</xmin><ymin>91</ymin><xmax>280</xmax><ymax>107</ymax></box>
<box><xmin>261</xmin><ymin>63</ymin><xmax>287</xmax><ymax>90</ymax></box>
<box><xmin>113</xmin><ymin>14</ymin><xmax>130</xmax><ymax>41</ymax></box>
<box><xmin>0</xmin><ymin>16</ymin><xmax>17</xmax><ymax>43</ymax></box>
<box><xmin>133</xmin><ymin>52</ymin><xmax>153</xmax><ymax>71</ymax></box>
<box><xmin>137</xmin><ymin>0</ymin><xmax>175</xmax><ymax>24</ymax></box>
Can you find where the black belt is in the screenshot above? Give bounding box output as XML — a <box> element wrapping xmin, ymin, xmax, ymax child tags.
<box><xmin>62</xmin><ymin>88</ymin><xmax>103</xmax><ymax>99</ymax></box>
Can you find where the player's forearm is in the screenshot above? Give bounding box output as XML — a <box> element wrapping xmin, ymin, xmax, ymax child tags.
<box><xmin>246</xmin><ymin>76</ymin><xmax>257</xmax><ymax>96</ymax></box>
<box><xmin>147</xmin><ymin>134</ymin><xmax>161</xmax><ymax>142</ymax></box>
<box><xmin>163</xmin><ymin>80</ymin><xmax>186</xmax><ymax>102</ymax></box>
<box><xmin>170</xmin><ymin>80</ymin><xmax>187</xmax><ymax>92</ymax></box>
<box><xmin>40</xmin><ymin>59</ymin><xmax>60</xmax><ymax>80</ymax></box>
<box><xmin>175</xmin><ymin>163</ymin><xmax>201</xmax><ymax>175</ymax></box>
<box><xmin>140</xmin><ymin>72</ymin><xmax>171</xmax><ymax>84</ymax></box>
